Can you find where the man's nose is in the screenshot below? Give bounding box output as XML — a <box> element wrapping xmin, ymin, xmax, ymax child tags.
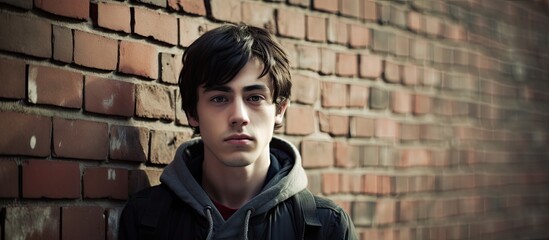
<box><xmin>229</xmin><ymin>98</ymin><xmax>250</xmax><ymax>127</ymax></box>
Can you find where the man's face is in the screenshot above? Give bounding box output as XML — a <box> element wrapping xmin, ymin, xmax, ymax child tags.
<box><xmin>189</xmin><ymin>58</ymin><xmax>288</xmax><ymax>168</ymax></box>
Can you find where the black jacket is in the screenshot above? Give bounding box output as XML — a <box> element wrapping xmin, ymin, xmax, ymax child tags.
<box><xmin>119</xmin><ymin>137</ymin><xmax>357</xmax><ymax>240</ymax></box>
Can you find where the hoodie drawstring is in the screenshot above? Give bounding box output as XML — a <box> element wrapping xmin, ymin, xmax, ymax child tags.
<box><xmin>243</xmin><ymin>208</ymin><xmax>253</xmax><ymax>240</ymax></box>
<box><xmin>205</xmin><ymin>207</ymin><xmax>214</xmax><ymax>240</ymax></box>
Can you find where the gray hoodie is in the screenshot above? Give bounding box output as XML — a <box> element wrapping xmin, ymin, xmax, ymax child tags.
<box><xmin>159</xmin><ymin>136</ymin><xmax>309</xmax><ymax>240</ymax></box>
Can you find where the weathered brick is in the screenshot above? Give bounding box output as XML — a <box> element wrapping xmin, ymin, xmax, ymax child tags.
<box><xmin>410</xmin><ymin>38</ymin><xmax>429</xmax><ymax>61</ymax></box>
<box><xmin>52</xmin><ymin>25</ymin><xmax>73</xmax><ymax>63</ymax></box>
<box><xmin>301</xmin><ymin>140</ymin><xmax>334</xmax><ymax>168</ymax></box>
<box><xmin>369</xmin><ymin>87</ymin><xmax>389</xmax><ymax>110</ymax></box>
<box><xmin>0</xmin><ymin>112</ymin><xmax>51</xmax><ymax>157</ymax></box>
<box><xmin>0</xmin><ymin>58</ymin><xmax>26</xmax><ymax>99</ymax></box>
<box><xmin>348</xmin><ymin>84</ymin><xmax>368</xmax><ymax>108</ymax></box>
<box><xmin>28</xmin><ymin>65</ymin><xmax>83</xmax><ymax>109</ymax></box>
<box><xmin>134</xmin><ymin>0</ymin><xmax>166</xmax><ymax>7</ymax></box>
<box><xmin>168</xmin><ymin>0</ymin><xmax>207</xmax><ymax>16</ymax></box>
<box><xmin>376</xmin><ymin>200</ymin><xmax>397</xmax><ymax>225</ymax></box>
<box><xmin>4</xmin><ymin>206</ymin><xmax>60</xmax><ymax>240</ymax></box>
<box><xmin>210</xmin><ymin>0</ymin><xmax>241</xmax><ymax>23</ymax></box>
<box><xmin>335</xmin><ymin>141</ymin><xmax>358</xmax><ymax>168</ymax></box>
<box><xmin>375</xmin><ymin>118</ymin><xmax>399</xmax><ymax>139</ymax></box>
<box><xmin>34</xmin><ymin>0</ymin><xmax>88</xmax><ymax>20</ymax></box>
<box><xmin>313</xmin><ymin>0</ymin><xmax>338</xmax><ymax>13</ymax></box>
<box><xmin>397</xmin><ymin>148</ymin><xmax>432</xmax><ymax>167</ymax></box>
<box><xmin>350</xmin><ymin>116</ymin><xmax>374</xmax><ymax>138</ymax></box>
<box><xmin>296</xmin><ymin>44</ymin><xmax>320</xmax><ymax>71</ymax></box>
<box><xmin>383</xmin><ymin>60</ymin><xmax>401</xmax><ymax>84</ymax></box>
<box><xmin>0</xmin><ymin>12</ymin><xmax>51</xmax><ymax>58</ymax></box>
<box><xmin>371</xmin><ymin>29</ymin><xmax>389</xmax><ymax>53</ymax></box>
<box><xmin>288</xmin><ymin>0</ymin><xmax>309</xmax><ymax>7</ymax></box>
<box><xmin>322</xmin><ymin>172</ymin><xmax>340</xmax><ymax>195</ymax></box>
<box><xmin>150</xmin><ymin>129</ymin><xmax>193</xmax><ymax>164</ymax></box>
<box><xmin>361</xmin><ymin>145</ymin><xmax>379</xmax><ymax>166</ymax></box>
<box><xmin>319</xmin><ymin>112</ymin><xmax>349</xmax><ymax>136</ymax></box>
<box><xmin>160</xmin><ymin>53</ymin><xmax>183</xmax><ymax>85</ymax></box>
<box><xmin>395</xmin><ymin>34</ymin><xmax>410</xmax><ymax>57</ymax></box>
<box><xmin>422</xmin><ymin>67</ymin><xmax>441</xmax><ymax>87</ymax></box>
<box><xmin>0</xmin><ymin>0</ymin><xmax>32</xmax><ymax>9</ymax></box>
<box><xmin>62</xmin><ymin>206</ymin><xmax>105</xmax><ymax>240</ymax></box>
<box><xmin>349</xmin><ymin>24</ymin><xmax>370</xmax><ymax>49</ymax></box>
<box><xmin>327</xmin><ymin>16</ymin><xmax>348</xmax><ymax>45</ymax></box>
<box><xmin>361</xmin><ymin>0</ymin><xmax>377</xmax><ymax>21</ymax></box>
<box><xmin>402</xmin><ymin>64</ymin><xmax>418</xmax><ymax>85</ymax></box>
<box><xmin>84</xmin><ymin>167</ymin><xmax>129</xmax><ymax>199</ymax></box>
<box><xmin>179</xmin><ymin>16</ymin><xmax>206</xmax><ymax>47</ymax></box>
<box><xmin>407</xmin><ymin>11</ymin><xmax>423</xmax><ymax>32</ymax></box>
<box><xmin>377</xmin><ymin>3</ymin><xmax>390</xmax><ymax>24</ymax></box>
<box><xmin>53</xmin><ymin>118</ymin><xmax>108</xmax><ymax>160</ymax></box>
<box><xmin>359</xmin><ymin>54</ymin><xmax>383</xmax><ymax>79</ymax></box>
<box><xmin>110</xmin><ymin>125</ymin><xmax>149</xmax><ymax>162</ymax></box>
<box><xmin>119</xmin><ymin>41</ymin><xmax>158</xmax><ymax>79</ymax></box>
<box><xmin>276</xmin><ymin>8</ymin><xmax>306</xmax><ymax>39</ymax></box>
<box><xmin>390</xmin><ymin>5</ymin><xmax>406</xmax><ymax>28</ymax></box>
<box><xmin>400</xmin><ymin>123</ymin><xmax>419</xmax><ymax>141</ymax></box>
<box><xmin>136</xmin><ymin>84</ymin><xmax>176</xmax><ymax>120</ymax></box>
<box><xmin>352</xmin><ymin>201</ymin><xmax>376</xmax><ymax>226</ymax></box>
<box><xmin>307</xmin><ymin>14</ymin><xmax>326</xmax><ymax>42</ymax></box>
<box><xmin>134</xmin><ymin>7</ymin><xmax>178</xmax><ymax>45</ymax></box>
<box><xmin>320</xmin><ymin>48</ymin><xmax>336</xmax><ymax>75</ymax></box>
<box><xmin>425</xmin><ymin>15</ymin><xmax>441</xmax><ymax>36</ymax></box>
<box><xmin>85</xmin><ymin>76</ymin><xmax>135</xmax><ymax>117</ymax></box>
<box><xmin>129</xmin><ymin>169</ymin><xmax>163</xmax><ymax>194</ymax></box>
<box><xmin>285</xmin><ymin>105</ymin><xmax>316</xmax><ymax>135</ymax></box>
<box><xmin>0</xmin><ymin>159</ymin><xmax>18</xmax><ymax>197</ymax></box>
<box><xmin>291</xmin><ymin>74</ymin><xmax>319</xmax><ymax>105</ymax></box>
<box><xmin>93</xmin><ymin>1</ymin><xmax>131</xmax><ymax>33</ymax></box>
<box><xmin>337</xmin><ymin>52</ymin><xmax>357</xmax><ymax>77</ymax></box>
<box><xmin>341</xmin><ymin>0</ymin><xmax>360</xmax><ymax>18</ymax></box>
<box><xmin>74</xmin><ymin>30</ymin><xmax>118</xmax><ymax>70</ymax></box>
<box><xmin>242</xmin><ymin>1</ymin><xmax>275</xmax><ymax>31</ymax></box>
<box><xmin>322</xmin><ymin>81</ymin><xmax>348</xmax><ymax>108</ymax></box>
<box><xmin>391</xmin><ymin>91</ymin><xmax>412</xmax><ymax>114</ymax></box>
<box><xmin>22</xmin><ymin>159</ymin><xmax>80</xmax><ymax>198</ymax></box>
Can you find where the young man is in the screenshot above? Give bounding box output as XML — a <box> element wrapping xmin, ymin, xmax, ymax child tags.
<box><xmin>119</xmin><ymin>24</ymin><xmax>357</xmax><ymax>240</ymax></box>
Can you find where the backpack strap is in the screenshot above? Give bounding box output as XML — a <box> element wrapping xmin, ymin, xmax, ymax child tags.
<box><xmin>292</xmin><ymin>189</ymin><xmax>322</xmax><ymax>240</ymax></box>
<box><xmin>138</xmin><ymin>185</ymin><xmax>173</xmax><ymax>239</ymax></box>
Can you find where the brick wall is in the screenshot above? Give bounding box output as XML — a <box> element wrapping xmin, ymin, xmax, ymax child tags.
<box><xmin>1</xmin><ymin>0</ymin><xmax>549</xmax><ymax>239</ymax></box>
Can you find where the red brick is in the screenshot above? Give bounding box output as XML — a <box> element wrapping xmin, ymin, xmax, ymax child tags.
<box><xmin>0</xmin><ymin>159</ymin><xmax>18</xmax><ymax>198</ymax></box>
<box><xmin>84</xmin><ymin>167</ymin><xmax>128</xmax><ymax>200</ymax></box>
<box><xmin>407</xmin><ymin>11</ymin><xmax>422</xmax><ymax>32</ymax></box>
<box><xmin>52</xmin><ymin>25</ymin><xmax>73</xmax><ymax>63</ymax></box>
<box><xmin>110</xmin><ymin>125</ymin><xmax>149</xmax><ymax>162</ymax></box>
<box><xmin>296</xmin><ymin>44</ymin><xmax>320</xmax><ymax>71</ymax></box>
<box><xmin>400</xmin><ymin>123</ymin><xmax>419</xmax><ymax>141</ymax></box>
<box><xmin>319</xmin><ymin>113</ymin><xmax>349</xmax><ymax>136</ymax></box>
<box><xmin>0</xmin><ymin>112</ymin><xmax>51</xmax><ymax>157</ymax></box>
<box><xmin>22</xmin><ymin>159</ymin><xmax>80</xmax><ymax>198</ymax></box>
<box><xmin>402</xmin><ymin>64</ymin><xmax>418</xmax><ymax>85</ymax></box>
<box><xmin>179</xmin><ymin>16</ymin><xmax>207</xmax><ymax>47</ymax></box>
<box><xmin>62</xmin><ymin>206</ymin><xmax>105</xmax><ymax>240</ymax></box>
<box><xmin>119</xmin><ymin>41</ymin><xmax>158</xmax><ymax>79</ymax></box>
<box><xmin>160</xmin><ymin>53</ymin><xmax>183</xmax><ymax>85</ymax></box>
<box><xmin>395</xmin><ymin>34</ymin><xmax>409</xmax><ymax>57</ymax></box>
<box><xmin>93</xmin><ymin>1</ymin><xmax>131</xmax><ymax>33</ymax></box>
<box><xmin>210</xmin><ymin>0</ymin><xmax>241</xmax><ymax>23</ymax></box>
<box><xmin>285</xmin><ymin>105</ymin><xmax>316</xmax><ymax>135</ymax></box>
<box><xmin>359</xmin><ymin>54</ymin><xmax>383</xmax><ymax>79</ymax></box>
<box><xmin>0</xmin><ymin>12</ymin><xmax>51</xmax><ymax>58</ymax></box>
<box><xmin>327</xmin><ymin>16</ymin><xmax>348</xmax><ymax>45</ymax></box>
<box><xmin>390</xmin><ymin>6</ymin><xmax>407</xmax><ymax>28</ymax></box>
<box><xmin>242</xmin><ymin>2</ymin><xmax>275</xmax><ymax>31</ymax></box>
<box><xmin>361</xmin><ymin>0</ymin><xmax>377</xmax><ymax>21</ymax></box>
<box><xmin>392</xmin><ymin>91</ymin><xmax>412</xmax><ymax>114</ymax></box>
<box><xmin>422</xmin><ymin>67</ymin><xmax>441</xmax><ymax>87</ymax></box>
<box><xmin>301</xmin><ymin>140</ymin><xmax>334</xmax><ymax>168</ymax></box>
<box><xmin>307</xmin><ymin>15</ymin><xmax>327</xmax><ymax>42</ymax></box>
<box><xmin>313</xmin><ymin>0</ymin><xmax>338</xmax><ymax>13</ymax></box>
<box><xmin>136</xmin><ymin>84</ymin><xmax>176</xmax><ymax>120</ymax></box>
<box><xmin>363</xmin><ymin>174</ymin><xmax>378</xmax><ymax>195</ymax></box>
<box><xmin>337</xmin><ymin>52</ymin><xmax>357</xmax><ymax>77</ymax></box>
<box><xmin>320</xmin><ymin>48</ymin><xmax>336</xmax><ymax>75</ymax></box>
<box><xmin>85</xmin><ymin>76</ymin><xmax>135</xmax><ymax>117</ymax></box>
<box><xmin>383</xmin><ymin>60</ymin><xmax>401</xmax><ymax>84</ymax></box>
<box><xmin>335</xmin><ymin>141</ymin><xmax>358</xmax><ymax>168</ymax></box>
<box><xmin>150</xmin><ymin>129</ymin><xmax>193</xmax><ymax>164</ymax></box>
<box><xmin>424</xmin><ymin>15</ymin><xmax>441</xmax><ymax>36</ymax></box>
<box><xmin>0</xmin><ymin>58</ymin><xmax>26</xmax><ymax>99</ymax></box>
<box><xmin>349</xmin><ymin>24</ymin><xmax>370</xmax><ymax>49</ymax></box>
<box><xmin>376</xmin><ymin>200</ymin><xmax>397</xmax><ymax>224</ymax></box>
<box><xmin>74</xmin><ymin>30</ymin><xmax>118</xmax><ymax>70</ymax></box>
<box><xmin>34</xmin><ymin>0</ymin><xmax>88</xmax><ymax>19</ymax></box>
<box><xmin>291</xmin><ymin>74</ymin><xmax>319</xmax><ymax>105</ymax></box>
<box><xmin>375</xmin><ymin>118</ymin><xmax>399</xmax><ymax>139</ymax></box>
<box><xmin>53</xmin><ymin>118</ymin><xmax>108</xmax><ymax>160</ymax></box>
<box><xmin>28</xmin><ymin>65</ymin><xmax>83</xmax><ymax>109</ymax></box>
<box><xmin>135</xmin><ymin>0</ymin><xmax>166</xmax><ymax>8</ymax></box>
<box><xmin>322</xmin><ymin>172</ymin><xmax>340</xmax><ymax>195</ymax></box>
<box><xmin>276</xmin><ymin>8</ymin><xmax>306</xmax><ymax>39</ymax></box>
<box><xmin>377</xmin><ymin>2</ymin><xmax>390</xmax><ymax>24</ymax></box>
<box><xmin>350</xmin><ymin>116</ymin><xmax>374</xmax><ymax>138</ymax></box>
<box><xmin>397</xmin><ymin>148</ymin><xmax>432</xmax><ymax>167</ymax></box>
<box><xmin>348</xmin><ymin>84</ymin><xmax>368</xmax><ymax>108</ymax></box>
<box><xmin>339</xmin><ymin>173</ymin><xmax>352</xmax><ymax>193</ymax></box>
<box><xmin>168</xmin><ymin>0</ymin><xmax>207</xmax><ymax>15</ymax></box>
<box><xmin>135</xmin><ymin>7</ymin><xmax>178</xmax><ymax>45</ymax></box>
<box><xmin>322</xmin><ymin>82</ymin><xmax>348</xmax><ymax>107</ymax></box>
<box><xmin>4</xmin><ymin>206</ymin><xmax>60</xmax><ymax>240</ymax></box>
<box><xmin>129</xmin><ymin>169</ymin><xmax>163</xmax><ymax>194</ymax></box>
<box><xmin>341</xmin><ymin>0</ymin><xmax>360</xmax><ymax>18</ymax></box>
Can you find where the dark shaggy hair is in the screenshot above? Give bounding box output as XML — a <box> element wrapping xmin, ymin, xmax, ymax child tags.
<box><xmin>178</xmin><ymin>24</ymin><xmax>292</xmax><ymax>134</ymax></box>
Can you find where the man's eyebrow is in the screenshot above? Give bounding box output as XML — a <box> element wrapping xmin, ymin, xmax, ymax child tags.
<box><xmin>203</xmin><ymin>85</ymin><xmax>232</xmax><ymax>93</ymax></box>
<box><xmin>243</xmin><ymin>84</ymin><xmax>270</xmax><ymax>92</ymax></box>
<box><xmin>203</xmin><ymin>84</ymin><xmax>270</xmax><ymax>93</ymax></box>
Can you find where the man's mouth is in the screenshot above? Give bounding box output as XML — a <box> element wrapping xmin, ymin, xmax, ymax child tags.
<box><xmin>224</xmin><ymin>134</ymin><xmax>254</xmax><ymax>144</ymax></box>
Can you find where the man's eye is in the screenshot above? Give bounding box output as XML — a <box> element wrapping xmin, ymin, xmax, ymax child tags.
<box><xmin>211</xmin><ymin>96</ymin><xmax>228</xmax><ymax>103</ymax></box>
<box><xmin>248</xmin><ymin>95</ymin><xmax>264</xmax><ymax>102</ymax></box>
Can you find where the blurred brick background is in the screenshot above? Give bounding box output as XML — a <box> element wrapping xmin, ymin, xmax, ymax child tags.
<box><xmin>1</xmin><ymin>0</ymin><xmax>549</xmax><ymax>239</ymax></box>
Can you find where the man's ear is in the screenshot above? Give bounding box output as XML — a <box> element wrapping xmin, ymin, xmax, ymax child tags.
<box><xmin>275</xmin><ymin>100</ymin><xmax>289</xmax><ymax>125</ymax></box>
<box><xmin>188</xmin><ymin>114</ymin><xmax>199</xmax><ymax>127</ymax></box>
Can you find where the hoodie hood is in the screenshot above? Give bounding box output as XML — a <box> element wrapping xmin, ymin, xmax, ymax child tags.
<box><xmin>160</xmin><ymin>136</ymin><xmax>308</xmax><ymax>239</ymax></box>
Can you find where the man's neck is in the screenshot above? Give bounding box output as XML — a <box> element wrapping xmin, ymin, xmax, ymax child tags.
<box><xmin>201</xmin><ymin>152</ymin><xmax>271</xmax><ymax>209</ymax></box>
